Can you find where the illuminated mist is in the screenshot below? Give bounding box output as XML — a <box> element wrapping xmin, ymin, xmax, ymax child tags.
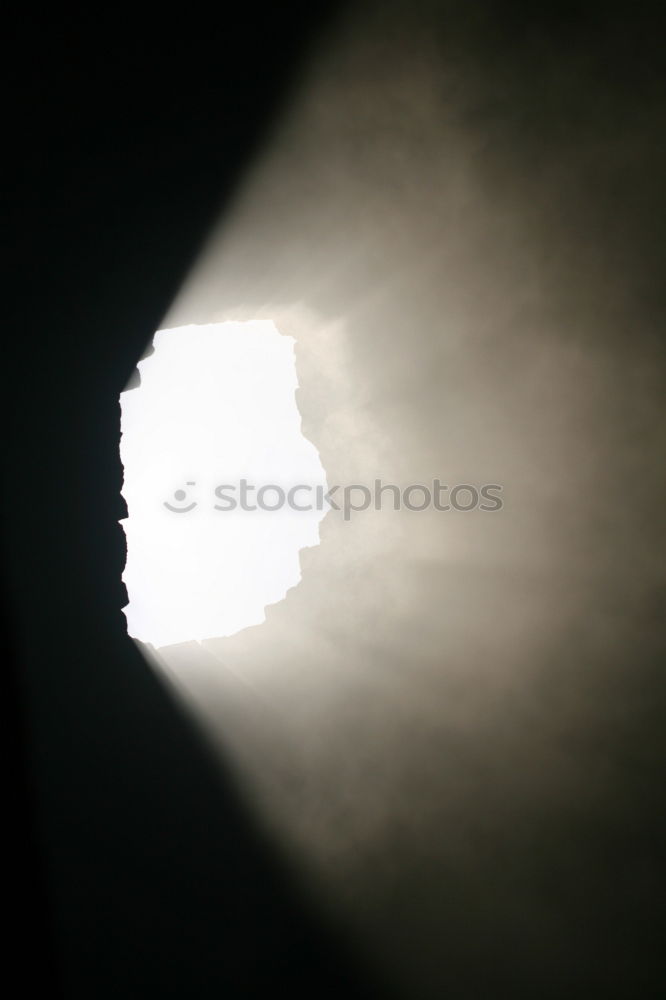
<box><xmin>128</xmin><ymin>5</ymin><xmax>666</xmax><ymax>998</ymax></box>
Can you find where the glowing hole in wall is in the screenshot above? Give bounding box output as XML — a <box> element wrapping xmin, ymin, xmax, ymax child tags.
<box><xmin>119</xmin><ymin>321</ymin><xmax>329</xmax><ymax>648</ymax></box>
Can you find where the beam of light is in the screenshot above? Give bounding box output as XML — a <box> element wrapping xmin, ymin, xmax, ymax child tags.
<box><xmin>119</xmin><ymin>321</ymin><xmax>329</xmax><ymax>648</ymax></box>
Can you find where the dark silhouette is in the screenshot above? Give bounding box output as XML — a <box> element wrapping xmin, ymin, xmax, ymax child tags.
<box><xmin>5</xmin><ymin>5</ymin><xmax>395</xmax><ymax>997</ymax></box>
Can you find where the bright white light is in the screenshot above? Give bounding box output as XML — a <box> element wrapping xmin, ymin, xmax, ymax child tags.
<box><xmin>119</xmin><ymin>321</ymin><xmax>328</xmax><ymax>648</ymax></box>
